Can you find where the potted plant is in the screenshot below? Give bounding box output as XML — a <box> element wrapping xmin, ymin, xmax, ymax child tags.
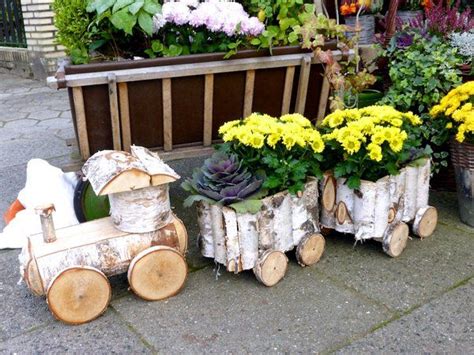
<box><xmin>295</xmin><ymin>13</ymin><xmax>380</xmax><ymax>112</ymax></box>
<box><xmin>318</xmin><ymin>105</ymin><xmax>437</xmax><ymax>257</ymax></box>
<box><xmin>49</xmin><ymin>0</ymin><xmax>340</xmax><ymax>160</ymax></box>
<box><xmin>449</xmin><ymin>31</ymin><xmax>474</xmax><ymax>82</ymax></box>
<box><xmin>430</xmin><ymin>81</ymin><xmax>474</xmax><ymax>227</ymax></box>
<box><xmin>182</xmin><ymin>113</ymin><xmax>327</xmax><ymax>286</ymax></box>
<box><xmin>397</xmin><ymin>0</ymin><xmax>430</xmax><ymax>25</ymax></box>
<box><xmin>339</xmin><ymin>0</ymin><xmax>383</xmax><ymax>44</ymax></box>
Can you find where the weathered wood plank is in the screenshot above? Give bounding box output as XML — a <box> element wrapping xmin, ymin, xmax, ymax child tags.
<box><xmin>48</xmin><ymin>51</ymin><xmax>351</xmax><ymax>88</ymax></box>
<box><xmin>162</xmin><ymin>79</ymin><xmax>172</xmax><ymax>151</ymax></box>
<box><xmin>203</xmin><ymin>74</ymin><xmax>214</xmax><ymax>146</ymax></box>
<box><xmin>72</xmin><ymin>86</ymin><xmax>90</xmax><ymax>160</ymax></box>
<box><xmin>108</xmin><ymin>73</ymin><xmax>122</xmax><ymax>151</ymax></box>
<box><xmin>281</xmin><ymin>66</ymin><xmax>295</xmax><ymax>115</ymax></box>
<box><xmin>295</xmin><ymin>56</ymin><xmax>312</xmax><ymax>114</ymax></box>
<box><xmin>317</xmin><ymin>67</ymin><xmax>331</xmax><ymax>122</ymax></box>
<box><xmin>118</xmin><ymin>82</ymin><xmax>132</xmax><ymax>152</ymax></box>
<box><xmin>243</xmin><ymin>70</ymin><xmax>255</xmax><ymax>117</ymax></box>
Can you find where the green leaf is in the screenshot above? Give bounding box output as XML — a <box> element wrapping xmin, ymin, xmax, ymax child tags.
<box><xmin>151</xmin><ymin>40</ymin><xmax>164</xmax><ymax>53</ymax></box>
<box><xmin>128</xmin><ymin>0</ymin><xmax>144</xmax><ymax>15</ymax></box>
<box><xmin>110</xmin><ymin>7</ymin><xmax>137</xmax><ymax>34</ymax></box>
<box><xmin>88</xmin><ymin>0</ymin><xmax>115</xmax><ymax>15</ymax></box>
<box><xmin>143</xmin><ymin>0</ymin><xmax>161</xmax><ymax>15</ymax></box>
<box><xmin>183</xmin><ymin>195</ymin><xmax>215</xmax><ymax>208</ymax></box>
<box><xmin>138</xmin><ymin>11</ymin><xmax>153</xmax><ymax>35</ymax></box>
<box><xmin>347</xmin><ymin>175</ymin><xmax>360</xmax><ymax>189</ymax></box>
<box><xmin>263</xmin><ymin>175</ymin><xmax>282</xmax><ymax>189</ymax></box>
<box><xmin>112</xmin><ymin>0</ymin><xmax>134</xmax><ymax>13</ymax></box>
<box><xmin>229</xmin><ymin>200</ymin><xmax>263</xmax><ymax>214</ymax></box>
<box><xmin>250</xmin><ymin>38</ymin><xmax>261</xmax><ymax>45</ymax></box>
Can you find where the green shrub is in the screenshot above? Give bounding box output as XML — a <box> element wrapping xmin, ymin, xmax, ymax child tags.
<box><xmin>53</xmin><ymin>0</ymin><xmax>93</xmax><ymax>63</ymax></box>
<box><xmin>381</xmin><ymin>35</ymin><xmax>462</xmax><ymax>114</ymax></box>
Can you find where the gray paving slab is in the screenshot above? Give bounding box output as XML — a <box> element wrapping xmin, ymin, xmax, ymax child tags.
<box><xmin>338</xmin><ymin>280</ymin><xmax>474</xmax><ymax>354</ymax></box>
<box><xmin>112</xmin><ymin>262</ymin><xmax>392</xmax><ymax>353</ymax></box>
<box><xmin>0</xmin><ymin>136</ymin><xmax>74</xmax><ymax>170</ymax></box>
<box><xmin>0</xmin><ymin>250</ymin><xmax>51</xmax><ymax>341</ymax></box>
<box><xmin>0</xmin><ymin>311</ymin><xmax>152</xmax><ymax>354</ymax></box>
<box><xmin>431</xmin><ymin>191</ymin><xmax>474</xmax><ymax>234</ymax></box>
<box><xmin>317</xmin><ymin>221</ymin><xmax>474</xmax><ymax>313</ymax></box>
<box><xmin>0</xmin><ymin>164</ymin><xmax>27</xmax><ymax>230</ymax></box>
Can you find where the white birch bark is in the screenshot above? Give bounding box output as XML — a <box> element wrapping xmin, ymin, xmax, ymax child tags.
<box><xmin>335</xmin><ymin>179</ymin><xmax>354</xmax><ymax>233</ymax></box>
<box><xmin>373</xmin><ymin>176</ymin><xmax>390</xmax><ymax>240</ymax></box>
<box><xmin>222</xmin><ymin>207</ymin><xmax>241</xmax><ymax>272</ymax></box>
<box><xmin>19</xmin><ymin>216</ymin><xmax>185</xmax><ymax>296</ymax></box>
<box><xmin>196</xmin><ymin>202</ymin><xmax>214</xmax><ymax>258</ymax></box>
<box><xmin>237</xmin><ymin>213</ymin><xmax>259</xmax><ymax>270</ymax></box>
<box><xmin>403</xmin><ymin>166</ymin><xmax>418</xmax><ymax>222</ymax></box>
<box><xmin>210</xmin><ymin>204</ymin><xmax>226</xmax><ymax>265</ymax></box>
<box><xmin>353</xmin><ymin>180</ymin><xmax>376</xmax><ymax>241</ymax></box>
<box><xmin>388</xmin><ymin>169</ymin><xmax>406</xmax><ymax>222</ymax></box>
<box><xmin>415</xmin><ymin>159</ymin><xmax>431</xmax><ymax>212</ymax></box>
<box><xmin>272</xmin><ymin>193</ymin><xmax>294</xmax><ymax>252</ymax></box>
<box><xmin>109</xmin><ymin>185</ymin><xmax>172</xmax><ymax>233</ymax></box>
<box><xmin>257</xmin><ymin>196</ymin><xmax>275</xmax><ymax>251</ymax></box>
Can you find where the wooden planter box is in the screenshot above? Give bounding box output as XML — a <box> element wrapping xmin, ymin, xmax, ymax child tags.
<box><xmin>320</xmin><ymin>158</ymin><xmax>438</xmax><ymax>257</ymax></box>
<box><xmin>47</xmin><ymin>46</ymin><xmax>339</xmax><ymax>161</ymax></box>
<box><xmin>195</xmin><ymin>178</ymin><xmax>325</xmax><ymax>286</ymax></box>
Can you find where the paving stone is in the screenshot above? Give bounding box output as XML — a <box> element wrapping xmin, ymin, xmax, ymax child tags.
<box><xmin>28</xmin><ymin>110</ymin><xmax>61</xmax><ymax>120</ymax></box>
<box><xmin>0</xmin><ymin>164</ymin><xmax>26</xmax><ymax>230</ymax></box>
<box><xmin>431</xmin><ymin>191</ymin><xmax>474</xmax><ymax>234</ymax></box>
<box><xmin>0</xmin><ymin>110</ymin><xmax>29</xmax><ymax>121</ymax></box>
<box><xmin>316</xmin><ymin>205</ymin><xmax>474</xmax><ymax>312</ymax></box>
<box><xmin>338</xmin><ymin>280</ymin><xmax>474</xmax><ymax>354</ymax></box>
<box><xmin>112</xmin><ymin>262</ymin><xmax>392</xmax><ymax>354</ymax></box>
<box><xmin>0</xmin><ymin>310</ymin><xmax>152</xmax><ymax>354</ymax></box>
<box><xmin>59</xmin><ymin>110</ymin><xmax>72</xmax><ymax>119</ymax></box>
<box><xmin>3</xmin><ymin>119</ymin><xmax>38</xmax><ymax>129</ymax></box>
<box><xmin>0</xmin><ymin>250</ymin><xmax>51</xmax><ymax>341</ymax></box>
<box><xmin>0</xmin><ymin>135</ymin><xmax>74</xmax><ymax>169</ymax></box>
<box><xmin>37</xmin><ymin>118</ymin><xmax>73</xmax><ymax>130</ymax></box>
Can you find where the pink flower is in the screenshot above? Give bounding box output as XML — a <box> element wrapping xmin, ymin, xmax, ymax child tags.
<box><xmin>162</xmin><ymin>2</ymin><xmax>191</xmax><ymax>26</ymax></box>
<box><xmin>240</xmin><ymin>17</ymin><xmax>265</xmax><ymax>36</ymax></box>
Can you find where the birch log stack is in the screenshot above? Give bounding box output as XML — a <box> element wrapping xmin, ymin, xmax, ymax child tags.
<box><xmin>320</xmin><ymin>158</ymin><xmax>437</xmax><ymax>257</ymax></box>
<box><xmin>19</xmin><ymin>146</ymin><xmax>188</xmax><ymax>324</ymax></box>
<box><xmin>196</xmin><ymin>178</ymin><xmax>325</xmax><ymax>286</ymax></box>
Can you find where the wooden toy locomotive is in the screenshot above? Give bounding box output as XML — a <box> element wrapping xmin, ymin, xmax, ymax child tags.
<box><xmin>19</xmin><ymin>146</ymin><xmax>188</xmax><ymax>324</ymax></box>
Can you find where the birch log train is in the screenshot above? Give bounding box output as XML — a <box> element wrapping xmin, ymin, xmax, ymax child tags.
<box><xmin>19</xmin><ymin>146</ymin><xmax>188</xmax><ymax>325</ymax></box>
<box><xmin>320</xmin><ymin>158</ymin><xmax>438</xmax><ymax>257</ymax></box>
<box><xmin>197</xmin><ymin>178</ymin><xmax>326</xmax><ymax>286</ymax></box>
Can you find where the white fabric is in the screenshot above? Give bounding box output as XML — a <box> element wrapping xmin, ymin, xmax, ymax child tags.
<box><xmin>0</xmin><ymin>159</ymin><xmax>79</xmax><ymax>249</ymax></box>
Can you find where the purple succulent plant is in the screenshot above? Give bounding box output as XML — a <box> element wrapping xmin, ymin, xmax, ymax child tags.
<box><xmin>182</xmin><ymin>152</ymin><xmax>263</xmax><ymax>206</ymax></box>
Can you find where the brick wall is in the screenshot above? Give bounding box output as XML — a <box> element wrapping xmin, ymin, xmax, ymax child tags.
<box><xmin>0</xmin><ymin>0</ymin><xmax>65</xmax><ymax>79</ymax></box>
<box><xmin>22</xmin><ymin>0</ymin><xmax>66</xmax><ymax>78</ymax></box>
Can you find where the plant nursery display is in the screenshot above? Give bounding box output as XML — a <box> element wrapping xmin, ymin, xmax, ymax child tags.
<box><xmin>319</xmin><ymin>106</ymin><xmax>437</xmax><ymax>257</ymax></box>
<box><xmin>430</xmin><ymin>81</ymin><xmax>474</xmax><ymax>226</ymax></box>
<box><xmin>19</xmin><ymin>146</ymin><xmax>188</xmax><ymax>324</ymax></box>
<box><xmin>183</xmin><ymin>113</ymin><xmax>326</xmax><ymax>286</ymax></box>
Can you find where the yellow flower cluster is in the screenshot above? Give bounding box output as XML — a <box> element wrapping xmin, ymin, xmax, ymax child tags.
<box><xmin>218</xmin><ymin>113</ymin><xmax>325</xmax><ymax>153</ymax></box>
<box><xmin>321</xmin><ymin>106</ymin><xmax>418</xmax><ymax>162</ymax></box>
<box><xmin>430</xmin><ymin>81</ymin><xmax>474</xmax><ymax>143</ymax></box>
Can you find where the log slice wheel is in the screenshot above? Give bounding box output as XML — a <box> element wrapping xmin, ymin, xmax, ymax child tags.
<box><xmin>46</xmin><ymin>266</ymin><xmax>111</xmax><ymax>325</ymax></box>
<box><xmin>128</xmin><ymin>246</ymin><xmax>187</xmax><ymax>301</ymax></box>
<box><xmin>412</xmin><ymin>206</ymin><xmax>438</xmax><ymax>239</ymax></box>
<box><xmin>383</xmin><ymin>222</ymin><xmax>409</xmax><ymax>258</ymax></box>
<box><xmin>296</xmin><ymin>233</ymin><xmax>326</xmax><ymax>267</ymax></box>
<box><xmin>253</xmin><ymin>250</ymin><xmax>288</xmax><ymax>287</ymax></box>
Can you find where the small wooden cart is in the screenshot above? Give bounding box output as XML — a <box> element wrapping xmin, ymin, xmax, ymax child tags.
<box><xmin>320</xmin><ymin>158</ymin><xmax>438</xmax><ymax>257</ymax></box>
<box><xmin>196</xmin><ymin>178</ymin><xmax>325</xmax><ymax>286</ymax></box>
<box><xmin>19</xmin><ymin>146</ymin><xmax>188</xmax><ymax>324</ymax></box>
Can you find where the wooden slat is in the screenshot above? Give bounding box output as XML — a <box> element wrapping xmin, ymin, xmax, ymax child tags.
<box><xmin>162</xmin><ymin>78</ymin><xmax>172</xmax><ymax>151</ymax></box>
<box><xmin>47</xmin><ymin>51</ymin><xmax>352</xmax><ymax>89</ymax></box>
<box><xmin>108</xmin><ymin>73</ymin><xmax>122</xmax><ymax>151</ymax></box>
<box><xmin>295</xmin><ymin>56</ymin><xmax>312</xmax><ymax>114</ymax></box>
<box><xmin>281</xmin><ymin>66</ymin><xmax>295</xmax><ymax>115</ymax></box>
<box><xmin>71</xmin><ymin>87</ymin><xmax>90</xmax><ymax>160</ymax></box>
<box><xmin>118</xmin><ymin>82</ymin><xmax>132</xmax><ymax>152</ymax></box>
<box><xmin>203</xmin><ymin>74</ymin><xmax>214</xmax><ymax>146</ymax></box>
<box><xmin>243</xmin><ymin>70</ymin><xmax>255</xmax><ymax>117</ymax></box>
<box><xmin>317</xmin><ymin>68</ymin><xmax>331</xmax><ymax>123</ymax></box>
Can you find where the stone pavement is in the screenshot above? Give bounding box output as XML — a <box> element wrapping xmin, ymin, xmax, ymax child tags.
<box><xmin>0</xmin><ymin>72</ymin><xmax>473</xmax><ymax>354</ymax></box>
